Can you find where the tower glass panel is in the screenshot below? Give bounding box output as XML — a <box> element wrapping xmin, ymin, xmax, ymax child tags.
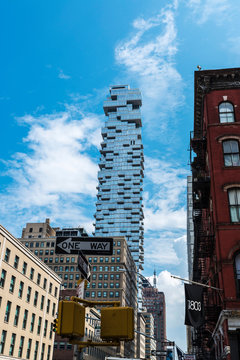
<box><xmin>94</xmin><ymin>85</ymin><xmax>144</xmax><ymax>271</ymax></box>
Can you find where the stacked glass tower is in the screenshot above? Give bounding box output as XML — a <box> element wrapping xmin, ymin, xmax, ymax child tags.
<box><xmin>93</xmin><ymin>85</ymin><xmax>144</xmax><ymax>271</ymax></box>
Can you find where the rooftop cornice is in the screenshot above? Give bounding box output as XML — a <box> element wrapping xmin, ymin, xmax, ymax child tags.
<box><xmin>194</xmin><ymin>68</ymin><xmax>240</xmax><ymax>137</ymax></box>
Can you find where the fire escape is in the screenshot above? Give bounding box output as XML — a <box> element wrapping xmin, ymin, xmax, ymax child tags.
<box><xmin>190</xmin><ymin>131</ymin><xmax>221</xmax><ymax>359</ymax></box>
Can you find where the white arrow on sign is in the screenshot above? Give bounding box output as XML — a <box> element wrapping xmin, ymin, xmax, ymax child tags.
<box><xmin>57</xmin><ymin>237</ymin><xmax>111</xmax><ymax>254</ymax></box>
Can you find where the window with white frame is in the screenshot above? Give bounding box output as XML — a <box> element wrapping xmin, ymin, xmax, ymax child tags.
<box><xmin>228</xmin><ymin>188</ymin><xmax>240</xmax><ymax>222</ymax></box>
<box><xmin>223</xmin><ymin>140</ymin><xmax>240</xmax><ymax>166</ymax></box>
<box><xmin>219</xmin><ymin>102</ymin><xmax>235</xmax><ymax>123</ymax></box>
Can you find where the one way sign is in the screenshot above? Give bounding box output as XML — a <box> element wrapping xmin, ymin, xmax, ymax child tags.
<box><xmin>55</xmin><ymin>236</ymin><xmax>113</xmax><ymax>255</ymax></box>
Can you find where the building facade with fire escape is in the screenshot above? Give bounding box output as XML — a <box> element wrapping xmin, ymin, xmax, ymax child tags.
<box><xmin>190</xmin><ymin>67</ymin><xmax>240</xmax><ymax>359</ymax></box>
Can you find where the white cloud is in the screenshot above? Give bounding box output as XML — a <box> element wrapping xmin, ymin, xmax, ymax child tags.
<box><xmin>144</xmin><ymin>233</ymin><xmax>186</xmax><ymax>266</ymax></box>
<box><xmin>0</xmin><ymin>106</ymin><xmax>102</xmax><ymax>235</ymax></box>
<box><xmin>147</xmin><ymin>270</ymin><xmax>187</xmax><ymax>351</ymax></box>
<box><xmin>115</xmin><ymin>2</ymin><xmax>184</xmax><ymax>135</ymax></box>
<box><xmin>187</xmin><ymin>0</ymin><xmax>230</xmax><ymax>24</ymax></box>
<box><xmin>144</xmin><ymin>156</ymin><xmax>188</xmax><ymax>231</ymax></box>
<box><xmin>58</xmin><ymin>69</ymin><xmax>71</xmax><ymax>80</ymax></box>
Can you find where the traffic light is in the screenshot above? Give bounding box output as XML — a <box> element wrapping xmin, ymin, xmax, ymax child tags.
<box><xmin>52</xmin><ymin>318</ymin><xmax>60</xmax><ymax>334</ymax></box>
<box><xmin>101</xmin><ymin>306</ymin><xmax>134</xmax><ymax>341</ymax></box>
<box><xmin>56</xmin><ymin>300</ymin><xmax>85</xmax><ymax>338</ymax></box>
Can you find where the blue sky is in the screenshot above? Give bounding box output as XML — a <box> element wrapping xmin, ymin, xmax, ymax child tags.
<box><xmin>1</xmin><ymin>0</ymin><xmax>240</xmax><ymax>352</ymax></box>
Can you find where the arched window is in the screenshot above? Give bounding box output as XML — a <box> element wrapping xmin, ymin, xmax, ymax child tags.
<box><xmin>228</xmin><ymin>188</ymin><xmax>240</xmax><ymax>222</ymax></box>
<box><xmin>219</xmin><ymin>102</ymin><xmax>235</xmax><ymax>123</ymax></box>
<box><xmin>223</xmin><ymin>140</ymin><xmax>240</xmax><ymax>166</ymax></box>
<box><xmin>235</xmin><ymin>253</ymin><xmax>240</xmax><ymax>297</ymax></box>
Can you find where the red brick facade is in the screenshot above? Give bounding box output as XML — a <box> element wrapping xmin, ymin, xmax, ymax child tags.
<box><xmin>191</xmin><ymin>68</ymin><xmax>240</xmax><ymax>359</ymax></box>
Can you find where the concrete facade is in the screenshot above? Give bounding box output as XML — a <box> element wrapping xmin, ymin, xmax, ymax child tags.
<box><xmin>0</xmin><ymin>224</ymin><xmax>61</xmax><ymax>360</ymax></box>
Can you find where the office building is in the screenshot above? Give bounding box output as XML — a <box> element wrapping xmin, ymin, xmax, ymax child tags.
<box><xmin>136</xmin><ymin>312</ymin><xmax>146</xmax><ymax>359</ymax></box>
<box><xmin>93</xmin><ymin>85</ymin><xmax>144</xmax><ymax>272</ymax></box>
<box><xmin>141</xmin><ymin>312</ymin><xmax>156</xmax><ymax>360</ymax></box>
<box><xmin>142</xmin><ymin>286</ymin><xmax>166</xmax><ymax>353</ymax></box>
<box><xmin>85</xmin><ymin>236</ymin><xmax>138</xmax><ymax>358</ymax></box>
<box><xmin>0</xmin><ymin>224</ymin><xmax>61</xmax><ymax>360</ymax></box>
<box><xmin>189</xmin><ymin>67</ymin><xmax>240</xmax><ymax>359</ymax></box>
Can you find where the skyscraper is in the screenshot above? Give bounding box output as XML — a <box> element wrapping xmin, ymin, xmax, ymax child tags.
<box><xmin>93</xmin><ymin>85</ymin><xmax>144</xmax><ymax>272</ymax></box>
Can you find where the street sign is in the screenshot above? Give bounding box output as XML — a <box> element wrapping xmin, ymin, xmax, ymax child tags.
<box><xmin>78</xmin><ymin>253</ymin><xmax>91</xmax><ymax>280</ymax></box>
<box><xmin>55</xmin><ymin>236</ymin><xmax>113</xmax><ymax>255</ymax></box>
<box><xmin>76</xmin><ymin>280</ymin><xmax>85</xmax><ymax>298</ymax></box>
<box><xmin>151</xmin><ymin>350</ymin><xmax>167</xmax><ymax>356</ymax></box>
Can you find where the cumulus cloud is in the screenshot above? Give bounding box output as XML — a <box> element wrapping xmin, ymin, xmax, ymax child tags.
<box><xmin>115</xmin><ymin>1</ymin><xmax>184</xmax><ymax>135</ymax></box>
<box><xmin>0</xmin><ymin>106</ymin><xmax>102</xmax><ymax>235</ymax></box>
<box><xmin>144</xmin><ymin>156</ymin><xmax>187</xmax><ymax>231</ymax></box>
<box><xmin>147</xmin><ymin>270</ymin><xmax>186</xmax><ymax>351</ymax></box>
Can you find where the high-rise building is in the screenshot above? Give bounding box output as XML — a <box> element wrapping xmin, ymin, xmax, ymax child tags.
<box><xmin>142</xmin><ymin>286</ymin><xmax>166</xmax><ymax>353</ymax></box>
<box><xmin>93</xmin><ymin>85</ymin><xmax>144</xmax><ymax>272</ymax></box>
<box><xmin>189</xmin><ymin>67</ymin><xmax>240</xmax><ymax>359</ymax></box>
<box><xmin>19</xmin><ymin>220</ymin><xmax>116</xmax><ymax>360</ymax></box>
<box><xmin>0</xmin><ymin>224</ymin><xmax>61</xmax><ymax>360</ymax></box>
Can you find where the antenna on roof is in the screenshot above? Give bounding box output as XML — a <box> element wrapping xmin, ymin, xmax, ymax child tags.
<box><xmin>197</xmin><ymin>65</ymin><xmax>202</xmax><ymax>71</ymax></box>
<box><xmin>153</xmin><ymin>267</ymin><xmax>157</xmax><ymax>288</ymax></box>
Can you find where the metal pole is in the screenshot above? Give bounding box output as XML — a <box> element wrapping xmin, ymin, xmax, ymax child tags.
<box><xmin>170</xmin><ymin>274</ymin><xmax>223</xmax><ymax>291</ymax></box>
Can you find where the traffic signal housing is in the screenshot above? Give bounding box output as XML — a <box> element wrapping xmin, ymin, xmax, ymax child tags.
<box><xmin>52</xmin><ymin>318</ymin><xmax>60</xmax><ymax>334</ymax></box>
<box><xmin>56</xmin><ymin>300</ymin><xmax>85</xmax><ymax>338</ymax></box>
<box><xmin>101</xmin><ymin>306</ymin><xmax>134</xmax><ymax>341</ymax></box>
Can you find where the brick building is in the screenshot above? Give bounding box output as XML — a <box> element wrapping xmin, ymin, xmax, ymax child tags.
<box><xmin>190</xmin><ymin>67</ymin><xmax>240</xmax><ymax>359</ymax></box>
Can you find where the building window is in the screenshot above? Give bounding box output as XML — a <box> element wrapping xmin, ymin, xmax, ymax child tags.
<box><xmin>39</xmin><ymin>227</ymin><xmax>43</xmax><ymax>232</ymax></box>
<box><xmin>97</xmin><ymin>291</ymin><xmax>102</xmax><ymax>297</ymax></box>
<box><xmin>34</xmin><ymin>291</ymin><xmax>39</xmax><ymax>306</ymax></box>
<box><xmin>41</xmin><ymin>343</ymin><xmax>45</xmax><ymax>360</ymax></box>
<box><xmin>105</xmin><ymin>257</ymin><xmax>109</xmax><ymax>262</ymax></box>
<box><xmin>14</xmin><ymin>305</ymin><xmax>20</xmax><ymax>326</ymax></box>
<box><xmin>4</xmin><ymin>248</ymin><xmax>10</xmax><ymax>262</ymax></box>
<box><xmin>30</xmin><ymin>314</ymin><xmax>35</xmax><ymax>332</ymax></box>
<box><xmin>22</xmin><ymin>262</ymin><xmax>27</xmax><ymax>275</ymax></box>
<box><xmin>44</xmin><ymin>320</ymin><xmax>48</xmax><ymax>337</ymax></box>
<box><xmin>0</xmin><ymin>330</ymin><xmax>6</xmax><ymax>354</ymax></box>
<box><xmin>103</xmin><ymin>291</ymin><xmax>107</xmax><ymax>298</ymax></box>
<box><xmin>4</xmin><ymin>301</ymin><xmax>11</xmax><ymax>322</ymax></box>
<box><xmin>223</xmin><ymin>140</ymin><xmax>240</xmax><ymax>166</ymax></box>
<box><xmin>34</xmin><ymin>341</ymin><xmax>39</xmax><ymax>360</ymax></box>
<box><xmin>29</xmin><ymin>228</ymin><xmax>33</xmax><ymax>233</ymax></box>
<box><xmin>109</xmin><ymin>291</ymin><xmax>114</xmax><ymax>298</ymax></box>
<box><xmin>26</xmin><ymin>286</ymin><xmax>32</xmax><ymax>303</ymax></box>
<box><xmin>9</xmin><ymin>275</ymin><xmax>16</xmax><ymax>293</ymax></box>
<box><xmin>47</xmin><ymin>345</ymin><xmax>51</xmax><ymax>360</ymax></box>
<box><xmin>30</xmin><ymin>268</ymin><xmax>35</xmax><ymax>281</ymax></box>
<box><xmin>104</xmin><ymin>274</ymin><xmax>108</xmax><ymax>280</ymax></box>
<box><xmin>18</xmin><ymin>336</ymin><xmax>24</xmax><ymax>357</ymax></box>
<box><xmin>22</xmin><ymin>309</ymin><xmax>28</xmax><ymax>329</ymax></box>
<box><xmin>18</xmin><ymin>281</ymin><xmax>24</xmax><ymax>298</ymax></box>
<box><xmin>91</xmin><ymin>291</ymin><xmax>95</xmax><ymax>298</ymax></box>
<box><xmin>66</xmin><ymin>257</ymin><xmax>70</xmax><ymax>263</ymax></box>
<box><xmin>37</xmin><ymin>317</ymin><xmax>42</xmax><ymax>335</ymax></box>
<box><xmin>43</xmin><ymin>278</ymin><xmax>47</xmax><ymax>289</ymax></box>
<box><xmin>40</xmin><ymin>295</ymin><xmax>45</xmax><ymax>310</ymax></box>
<box><xmin>9</xmin><ymin>333</ymin><xmax>16</xmax><ymax>356</ymax></box>
<box><xmin>228</xmin><ymin>188</ymin><xmax>240</xmax><ymax>222</ymax></box>
<box><xmin>14</xmin><ymin>255</ymin><xmax>19</xmax><ymax>268</ymax></box>
<box><xmin>115</xmin><ymin>291</ymin><xmax>120</xmax><ymax>297</ymax></box>
<box><xmin>26</xmin><ymin>338</ymin><xmax>32</xmax><ymax>359</ymax></box>
<box><xmin>52</xmin><ymin>303</ymin><xmax>56</xmax><ymax>316</ymax></box>
<box><xmin>46</xmin><ymin>299</ymin><xmax>50</xmax><ymax>313</ymax></box>
<box><xmin>37</xmin><ymin>273</ymin><xmax>41</xmax><ymax>285</ymax></box>
<box><xmin>219</xmin><ymin>101</ymin><xmax>235</xmax><ymax>123</ymax></box>
<box><xmin>71</xmin><ymin>257</ymin><xmax>75</xmax><ymax>263</ymax></box>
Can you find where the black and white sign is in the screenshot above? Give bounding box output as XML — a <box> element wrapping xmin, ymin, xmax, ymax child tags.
<box><xmin>78</xmin><ymin>253</ymin><xmax>91</xmax><ymax>280</ymax></box>
<box><xmin>151</xmin><ymin>350</ymin><xmax>167</xmax><ymax>356</ymax></box>
<box><xmin>55</xmin><ymin>236</ymin><xmax>113</xmax><ymax>255</ymax></box>
<box><xmin>184</xmin><ymin>283</ymin><xmax>204</xmax><ymax>328</ymax></box>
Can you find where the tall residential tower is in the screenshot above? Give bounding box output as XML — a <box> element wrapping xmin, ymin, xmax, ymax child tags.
<box><xmin>93</xmin><ymin>85</ymin><xmax>144</xmax><ymax>271</ymax></box>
